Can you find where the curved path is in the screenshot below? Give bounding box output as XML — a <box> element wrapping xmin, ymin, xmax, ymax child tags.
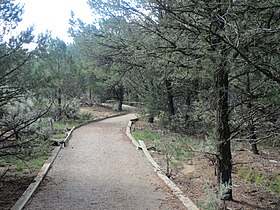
<box><xmin>25</xmin><ymin>114</ymin><xmax>185</xmax><ymax>210</ymax></box>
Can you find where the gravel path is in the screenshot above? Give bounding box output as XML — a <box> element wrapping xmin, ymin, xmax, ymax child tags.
<box><xmin>25</xmin><ymin>114</ymin><xmax>185</xmax><ymax>210</ymax></box>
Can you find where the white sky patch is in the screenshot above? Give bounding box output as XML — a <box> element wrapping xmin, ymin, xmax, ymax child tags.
<box><xmin>15</xmin><ymin>0</ymin><xmax>94</xmax><ymax>43</ymax></box>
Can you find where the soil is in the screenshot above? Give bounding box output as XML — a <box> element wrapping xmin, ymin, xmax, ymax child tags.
<box><xmin>0</xmin><ymin>174</ymin><xmax>34</xmax><ymax>209</ymax></box>
<box><xmin>0</xmin><ymin>104</ymin><xmax>121</xmax><ymax>210</ymax></box>
<box><xmin>132</xmin><ymin>120</ymin><xmax>280</xmax><ymax>210</ymax></box>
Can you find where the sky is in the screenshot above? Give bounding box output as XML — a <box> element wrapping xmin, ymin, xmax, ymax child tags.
<box><xmin>15</xmin><ymin>0</ymin><xmax>94</xmax><ymax>43</ymax></box>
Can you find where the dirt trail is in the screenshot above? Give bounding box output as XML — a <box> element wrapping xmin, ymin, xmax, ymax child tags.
<box><xmin>24</xmin><ymin>114</ymin><xmax>185</xmax><ymax>210</ymax></box>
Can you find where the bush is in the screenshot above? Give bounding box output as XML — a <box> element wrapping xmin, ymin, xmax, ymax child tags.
<box><xmin>269</xmin><ymin>175</ymin><xmax>280</xmax><ymax>195</ymax></box>
<box><xmin>49</xmin><ymin>98</ymin><xmax>80</xmax><ymax>120</ymax></box>
<box><xmin>200</xmin><ymin>182</ymin><xmax>231</xmax><ymax>210</ymax></box>
<box><xmin>78</xmin><ymin>110</ymin><xmax>92</xmax><ymax>120</ymax></box>
<box><xmin>238</xmin><ymin>168</ymin><xmax>264</xmax><ymax>185</ymax></box>
<box><xmin>62</xmin><ymin>98</ymin><xmax>80</xmax><ymax>119</ymax></box>
<box><xmin>29</xmin><ymin>117</ymin><xmax>53</xmax><ymax>140</ymax></box>
<box><xmin>0</xmin><ymin>98</ymin><xmax>51</xmax><ymax>157</ymax></box>
<box><xmin>133</xmin><ymin>130</ymin><xmax>161</xmax><ymax>142</ymax></box>
<box><xmin>15</xmin><ymin>160</ymin><xmax>25</xmax><ymax>171</ymax></box>
<box><xmin>133</xmin><ymin>129</ymin><xmax>193</xmax><ymax>177</ymax></box>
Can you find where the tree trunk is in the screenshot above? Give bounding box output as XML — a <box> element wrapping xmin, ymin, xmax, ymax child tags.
<box><xmin>246</xmin><ymin>73</ymin><xmax>259</xmax><ymax>154</ymax></box>
<box><xmin>89</xmin><ymin>87</ymin><xmax>92</xmax><ymax>105</ymax></box>
<box><xmin>215</xmin><ymin>57</ymin><xmax>232</xmax><ymax>201</ymax></box>
<box><xmin>208</xmin><ymin>1</ymin><xmax>232</xmax><ymax>200</ymax></box>
<box><xmin>116</xmin><ymin>85</ymin><xmax>124</xmax><ymax>111</ymax></box>
<box><xmin>250</xmin><ymin>128</ymin><xmax>259</xmax><ymax>155</ymax></box>
<box><xmin>57</xmin><ymin>87</ymin><xmax>62</xmax><ymax>119</ymax></box>
<box><xmin>118</xmin><ymin>99</ymin><xmax>123</xmax><ymax>111</ymax></box>
<box><xmin>165</xmin><ymin>79</ymin><xmax>175</xmax><ymax>116</ymax></box>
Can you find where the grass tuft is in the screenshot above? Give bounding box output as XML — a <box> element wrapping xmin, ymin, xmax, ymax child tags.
<box><xmin>14</xmin><ymin>155</ymin><xmax>49</xmax><ymax>172</ymax></box>
<box><xmin>132</xmin><ymin>130</ymin><xmax>161</xmax><ymax>142</ymax></box>
<box><xmin>268</xmin><ymin>175</ymin><xmax>280</xmax><ymax>195</ymax></box>
<box><xmin>51</xmin><ymin>133</ymin><xmax>66</xmax><ymax>139</ymax></box>
<box><xmin>0</xmin><ymin>159</ymin><xmax>7</xmax><ymax>167</ymax></box>
<box><xmin>15</xmin><ymin>160</ymin><xmax>25</xmax><ymax>171</ymax></box>
<box><xmin>238</xmin><ymin>168</ymin><xmax>264</xmax><ymax>185</ymax></box>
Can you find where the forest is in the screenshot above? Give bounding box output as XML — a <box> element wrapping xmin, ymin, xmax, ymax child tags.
<box><xmin>0</xmin><ymin>0</ymin><xmax>279</xmax><ymax>209</ymax></box>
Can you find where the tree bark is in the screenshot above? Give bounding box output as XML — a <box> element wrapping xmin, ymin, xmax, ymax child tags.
<box><xmin>165</xmin><ymin>79</ymin><xmax>175</xmax><ymax>116</ymax></box>
<box><xmin>117</xmin><ymin>100</ymin><xmax>123</xmax><ymax>111</ymax></box>
<box><xmin>116</xmin><ymin>85</ymin><xmax>124</xmax><ymax>111</ymax></box>
<box><xmin>57</xmin><ymin>87</ymin><xmax>62</xmax><ymax>119</ymax></box>
<box><xmin>215</xmin><ymin>56</ymin><xmax>232</xmax><ymax>201</ymax></box>
<box><xmin>207</xmin><ymin>1</ymin><xmax>232</xmax><ymax>200</ymax></box>
<box><xmin>250</xmin><ymin>127</ymin><xmax>259</xmax><ymax>155</ymax></box>
<box><xmin>246</xmin><ymin>73</ymin><xmax>259</xmax><ymax>155</ymax></box>
<box><xmin>89</xmin><ymin>88</ymin><xmax>92</xmax><ymax>105</ymax></box>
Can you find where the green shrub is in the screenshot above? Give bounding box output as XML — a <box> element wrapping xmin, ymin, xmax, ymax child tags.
<box><xmin>132</xmin><ymin>130</ymin><xmax>161</xmax><ymax>142</ymax></box>
<box><xmin>133</xmin><ymin>129</ymin><xmax>193</xmax><ymax>177</ymax></box>
<box><xmin>53</xmin><ymin>121</ymin><xmax>65</xmax><ymax>130</ymax></box>
<box><xmin>27</xmin><ymin>155</ymin><xmax>49</xmax><ymax>171</ymax></box>
<box><xmin>15</xmin><ymin>161</ymin><xmax>25</xmax><ymax>171</ymax></box>
<box><xmin>199</xmin><ymin>182</ymin><xmax>231</xmax><ymax>210</ymax></box>
<box><xmin>0</xmin><ymin>99</ymin><xmax>52</xmax><ymax>158</ymax></box>
<box><xmin>269</xmin><ymin>175</ymin><xmax>280</xmax><ymax>195</ymax></box>
<box><xmin>238</xmin><ymin>168</ymin><xmax>264</xmax><ymax>185</ymax></box>
<box><xmin>0</xmin><ymin>159</ymin><xmax>7</xmax><ymax>167</ymax></box>
<box><xmin>30</xmin><ymin>117</ymin><xmax>53</xmax><ymax>140</ymax></box>
<box><xmin>12</xmin><ymin>153</ymin><xmax>49</xmax><ymax>172</ymax></box>
<box><xmin>50</xmin><ymin>98</ymin><xmax>80</xmax><ymax>120</ymax></box>
<box><xmin>51</xmin><ymin>133</ymin><xmax>66</xmax><ymax>139</ymax></box>
<box><xmin>78</xmin><ymin>110</ymin><xmax>92</xmax><ymax>120</ymax></box>
<box><xmin>62</xmin><ymin>98</ymin><xmax>80</xmax><ymax>119</ymax></box>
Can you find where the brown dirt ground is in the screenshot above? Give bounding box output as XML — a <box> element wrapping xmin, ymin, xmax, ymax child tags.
<box><xmin>0</xmin><ymin>173</ymin><xmax>35</xmax><ymax>209</ymax></box>
<box><xmin>80</xmin><ymin>104</ymin><xmax>122</xmax><ymax>120</ymax></box>
<box><xmin>132</xmin><ymin>120</ymin><xmax>280</xmax><ymax>210</ymax></box>
<box><xmin>0</xmin><ymin>104</ymin><xmax>120</xmax><ymax>210</ymax></box>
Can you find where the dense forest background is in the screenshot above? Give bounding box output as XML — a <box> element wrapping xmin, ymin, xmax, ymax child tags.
<box><xmin>1</xmin><ymin>0</ymin><xmax>279</xmax><ymax>205</ymax></box>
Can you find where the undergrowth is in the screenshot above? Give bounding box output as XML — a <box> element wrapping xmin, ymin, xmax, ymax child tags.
<box><xmin>269</xmin><ymin>175</ymin><xmax>280</xmax><ymax>195</ymax></box>
<box><xmin>132</xmin><ymin>130</ymin><xmax>161</xmax><ymax>142</ymax></box>
<box><xmin>51</xmin><ymin>109</ymin><xmax>92</xmax><ymax>139</ymax></box>
<box><xmin>1</xmin><ymin>153</ymin><xmax>50</xmax><ymax>173</ymax></box>
<box><xmin>238</xmin><ymin>167</ymin><xmax>280</xmax><ymax>195</ymax></box>
<box><xmin>22</xmin><ymin>155</ymin><xmax>49</xmax><ymax>171</ymax></box>
<box><xmin>199</xmin><ymin>182</ymin><xmax>231</xmax><ymax>210</ymax></box>
<box><xmin>238</xmin><ymin>168</ymin><xmax>264</xmax><ymax>185</ymax></box>
<box><xmin>132</xmin><ymin>128</ymin><xmax>197</xmax><ymax>177</ymax></box>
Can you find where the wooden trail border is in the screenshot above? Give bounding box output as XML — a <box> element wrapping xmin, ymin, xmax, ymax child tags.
<box><xmin>126</xmin><ymin>118</ymin><xmax>199</xmax><ymax>210</ymax></box>
<box><xmin>11</xmin><ymin>112</ymin><xmax>128</xmax><ymax>210</ymax></box>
